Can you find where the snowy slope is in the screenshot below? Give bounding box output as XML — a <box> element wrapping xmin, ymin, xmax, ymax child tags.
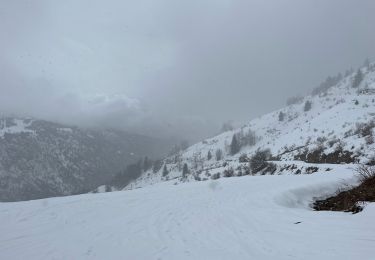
<box><xmin>124</xmin><ymin>63</ymin><xmax>375</xmax><ymax>190</ymax></box>
<box><xmin>0</xmin><ymin>165</ymin><xmax>374</xmax><ymax>259</ymax></box>
<box><xmin>0</xmin><ymin>118</ymin><xmax>35</xmax><ymax>137</ymax></box>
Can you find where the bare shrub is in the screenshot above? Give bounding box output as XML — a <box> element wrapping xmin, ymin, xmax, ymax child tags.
<box><xmin>264</xmin><ymin>163</ymin><xmax>277</xmax><ymax>175</ymax></box>
<box><xmin>250</xmin><ymin>149</ymin><xmax>272</xmax><ymax>174</ymax></box>
<box><xmin>316</xmin><ymin>136</ymin><xmax>327</xmax><ymax>144</ymax></box>
<box><xmin>211</xmin><ymin>172</ymin><xmax>220</xmax><ymax>180</ymax></box>
<box><xmin>365</xmin><ymin>135</ymin><xmax>374</xmax><ymax>145</ymax></box>
<box><xmin>223</xmin><ymin>168</ymin><xmax>234</xmax><ymax>177</ymax></box>
<box><xmin>354</xmin><ymin>121</ymin><xmax>375</xmax><ymax>137</ymax></box>
<box><xmin>355</xmin><ymin>165</ymin><xmax>375</xmax><ymax>182</ymax></box>
<box><xmin>239</xmin><ymin>154</ymin><xmax>249</xmax><ymax>163</ymax></box>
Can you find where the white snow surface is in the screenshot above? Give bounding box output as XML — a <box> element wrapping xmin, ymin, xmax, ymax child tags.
<box><xmin>1</xmin><ymin>165</ymin><xmax>374</xmax><ymax>260</ymax></box>
<box><xmin>0</xmin><ymin>118</ymin><xmax>35</xmax><ymax>138</ymax></box>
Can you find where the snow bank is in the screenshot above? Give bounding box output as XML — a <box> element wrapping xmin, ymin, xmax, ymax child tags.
<box><xmin>0</xmin><ymin>167</ymin><xmax>374</xmax><ymax>260</ymax></box>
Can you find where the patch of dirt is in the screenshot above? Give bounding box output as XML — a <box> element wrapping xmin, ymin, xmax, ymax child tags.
<box><xmin>313</xmin><ymin>176</ymin><xmax>375</xmax><ymax>213</ymax></box>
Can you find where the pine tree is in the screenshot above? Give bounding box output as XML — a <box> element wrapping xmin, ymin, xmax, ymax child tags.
<box><xmin>215</xmin><ymin>149</ymin><xmax>223</xmax><ymax>161</ymax></box>
<box><xmin>352</xmin><ymin>69</ymin><xmax>363</xmax><ymax>88</ymax></box>
<box><xmin>304</xmin><ymin>100</ymin><xmax>312</xmax><ymax>112</ymax></box>
<box><xmin>162</xmin><ymin>164</ymin><xmax>169</xmax><ymax>177</ymax></box>
<box><xmin>182</xmin><ymin>163</ymin><xmax>189</xmax><ymax>178</ymax></box>
<box><xmin>152</xmin><ymin>159</ymin><xmax>163</xmax><ymax>173</ymax></box>
<box><xmin>230</xmin><ymin>134</ymin><xmax>240</xmax><ymax>155</ymax></box>
<box><xmin>278</xmin><ymin>111</ymin><xmax>285</xmax><ymax>121</ymax></box>
<box><xmin>207</xmin><ymin>150</ymin><xmax>212</xmax><ymax>160</ymax></box>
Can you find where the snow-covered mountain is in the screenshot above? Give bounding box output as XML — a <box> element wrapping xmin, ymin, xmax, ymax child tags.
<box><xmin>117</xmin><ymin>63</ymin><xmax>375</xmax><ymax>190</ymax></box>
<box><xmin>0</xmin><ymin>117</ymin><xmax>170</xmax><ymax>201</ymax></box>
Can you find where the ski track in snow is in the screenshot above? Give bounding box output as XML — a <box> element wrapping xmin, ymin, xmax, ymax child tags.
<box><xmin>0</xmin><ymin>166</ymin><xmax>374</xmax><ymax>260</ymax></box>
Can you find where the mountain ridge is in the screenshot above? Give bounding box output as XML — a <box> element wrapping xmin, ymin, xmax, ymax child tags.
<box><xmin>104</xmin><ymin>62</ymin><xmax>375</xmax><ymax>191</ymax></box>
<box><xmin>0</xmin><ymin>116</ymin><xmax>171</xmax><ymax>201</ymax></box>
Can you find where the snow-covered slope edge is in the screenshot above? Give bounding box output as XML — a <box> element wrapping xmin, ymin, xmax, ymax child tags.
<box><xmin>121</xmin><ymin>63</ymin><xmax>375</xmax><ymax>191</ymax></box>
<box><xmin>1</xmin><ymin>166</ymin><xmax>374</xmax><ymax>260</ymax></box>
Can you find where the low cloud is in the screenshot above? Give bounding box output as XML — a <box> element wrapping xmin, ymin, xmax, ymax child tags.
<box><xmin>1</xmin><ymin>0</ymin><xmax>374</xmax><ymax>141</ymax></box>
<box><xmin>0</xmin><ymin>64</ymin><xmax>214</xmax><ymax>141</ymax></box>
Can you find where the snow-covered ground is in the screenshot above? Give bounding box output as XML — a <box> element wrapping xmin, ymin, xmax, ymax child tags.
<box><xmin>1</xmin><ymin>165</ymin><xmax>374</xmax><ymax>260</ymax></box>
<box><xmin>0</xmin><ymin>118</ymin><xmax>35</xmax><ymax>138</ymax></box>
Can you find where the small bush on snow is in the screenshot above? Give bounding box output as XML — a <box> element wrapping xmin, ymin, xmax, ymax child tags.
<box><xmin>354</xmin><ymin>121</ymin><xmax>375</xmax><ymax>137</ymax></box>
<box><xmin>239</xmin><ymin>154</ymin><xmax>249</xmax><ymax>163</ymax></box>
<box><xmin>365</xmin><ymin>135</ymin><xmax>374</xmax><ymax>145</ymax></box>
<box><xmin>355</xmin><ymin>165</ymin><xmax>375</xmax><ymax>182</ymax></box>
<box><xmin>250</xmin><ymin>149</ymin><xmax>272</xmax><ymax>174</ymax></box>
<box><xmin>223</xmin><ymin>168</ymin><xmax>234</xmax><ymax>177</ymax></box>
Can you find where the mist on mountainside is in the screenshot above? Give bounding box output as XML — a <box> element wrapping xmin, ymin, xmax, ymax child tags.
<box><xmin>1</xmin><ymin>0</ymin><xmax>374</xmax><ymax>142</ymax></box>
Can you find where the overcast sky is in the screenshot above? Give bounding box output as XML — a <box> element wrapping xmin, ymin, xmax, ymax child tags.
<box><xmin>1</xmin><ymin>0</ymin><xmax>374</xmax><ymax>141</ymax></box>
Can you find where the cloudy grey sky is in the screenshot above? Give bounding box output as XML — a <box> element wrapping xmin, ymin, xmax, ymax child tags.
<box><xmin>1</xmin><ymin>0</ymin><xmax>374</xmax><ymax>141</ymax></box>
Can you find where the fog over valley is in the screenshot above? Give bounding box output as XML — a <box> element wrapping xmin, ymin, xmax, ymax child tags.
<box><xmin>1</xmin><ymin>0</ymin><xmax>374</xmax><ymax>141</ymax></box>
